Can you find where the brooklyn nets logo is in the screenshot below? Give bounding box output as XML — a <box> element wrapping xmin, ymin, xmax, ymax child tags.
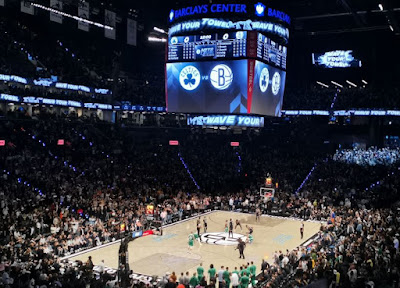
<box><xmin>200</xmin><ymin>232</ymin><xmax>247</xmax><ymax>246</ymax></box>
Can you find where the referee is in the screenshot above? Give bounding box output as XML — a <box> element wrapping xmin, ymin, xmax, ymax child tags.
<box><xmin>236</xmin><ymin>238</ymin><xmax>246</xmax><ymax>259</ymax></box>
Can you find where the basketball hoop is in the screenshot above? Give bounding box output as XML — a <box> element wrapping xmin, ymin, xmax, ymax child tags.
<box><xmin>260</xmin><ymin>188</ymin><xmax>275</xmax><ymax>202</ymax></box>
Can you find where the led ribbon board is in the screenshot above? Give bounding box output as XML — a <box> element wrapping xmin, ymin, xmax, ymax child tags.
<box><xmin>169</xmin><ymin>19</ymin><xmax>289</xmax><ymax>41</ymax></box>
<box><xmin>187</xmin><ymin>115</ymin><xmax>264</xmax><ymax>127</ymax></box>
<box><xmin>312</xmin><ymin>50</ymin><xmax>362</xmax><ymax>68</ymax></box>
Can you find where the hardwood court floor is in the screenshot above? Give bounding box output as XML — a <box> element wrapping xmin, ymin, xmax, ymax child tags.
<box><xmin>67</xmin><ymin>211</ymin><xmax>320</xmax><ymax>277</ymax></box>
<box><xmin>128</xmin><ymin>211</ymin><xmax>320</xmax><ymax>277</ymax></box>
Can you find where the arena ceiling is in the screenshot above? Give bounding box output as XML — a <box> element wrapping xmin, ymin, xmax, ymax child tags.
<box><xmin>11</xmin><ymin>0</ymin><xmax>399</xmax><ymax>37</ymax></box>
<box><xmin>164</xmin><ymin>0</ymin><xmax>400</xmax><ymax>36</ymax></box>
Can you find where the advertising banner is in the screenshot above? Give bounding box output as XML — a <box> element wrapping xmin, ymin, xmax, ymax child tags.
<box><xmin>127</xmin><ymin>18</ymin><xmax>137</xmax><ymax>46</ymax></box>
<box><xmin>50</xmin><ymin>0</ymin><xmax>63</xmax><ymax>24</ymax></box>
<box><xmin>78</xmin><ymin>2</ymin><xmax>90</xmax><ymax>31</ymax></box>
<box><xmin>104</xmin><ymin>10</ymin><xmax>116</xmax><ymax>39</ymax></box>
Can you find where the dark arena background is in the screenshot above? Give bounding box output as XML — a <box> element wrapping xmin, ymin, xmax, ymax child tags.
<box><xmin>0</xmin><ymin>0</ymin><xmax>400</xmax><ymax>288</ymax></box>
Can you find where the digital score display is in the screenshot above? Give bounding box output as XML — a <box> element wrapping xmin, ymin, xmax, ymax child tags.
<box><xmin>257</xmin><ymin>33</ymin><xmax>287</xmax><ymax>70</ymax></box>
<box><xmin>168</xmin><ymin>31</ymin><xmax>247</xmax><ymax>62</ymax></box>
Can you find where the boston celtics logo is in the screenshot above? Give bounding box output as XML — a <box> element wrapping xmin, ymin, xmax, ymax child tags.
<box><xmin>200</xmin><ymin>232</ymin><xmax>247</xmax><ymax>246</ymax></box>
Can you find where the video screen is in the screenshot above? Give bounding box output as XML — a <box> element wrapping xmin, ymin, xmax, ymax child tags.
<box><xmin>312</xmin><ymin>50</ymin><xmax>362</xmax><ymax>68</ymax></box>
<box><xmin>166</xmin><ymin>60</ymin><xmax>248</xmax><ymax>114</ymax></box>
<box><xmin>251</xmin><ymin>61</ymin><xmax>286</xmax><ymax>116</ymax></box>
<box><xmin>166</xmin><ymin>60</ymin><xmax>286</xmax><ymax>116</ymax></box>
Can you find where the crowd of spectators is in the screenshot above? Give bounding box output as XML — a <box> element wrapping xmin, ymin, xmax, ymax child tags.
<box><xmin>333</xmin><ymin>147</ymin><xmax>400</xmax><ymax>166</ymax></box>
<box><xmin>335</xmin><ymin>87</ymin><xmax>400</xmax><ymax>110</ymax></box>
<box><xmin>283</xmin><ymin>88</ymin><xmax>336</xmax><ymax>110</ymax></box>
<box><xmin>0</xmin><ymin>115</ymin><xmax>398</xmax><ymax>288</ymax></box>
<box><xmin>283</xmin><ymin>86</ymin><xmax>400</xmax><ymax>111</ymax></box>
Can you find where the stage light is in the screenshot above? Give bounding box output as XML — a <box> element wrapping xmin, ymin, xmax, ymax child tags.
<box><xmin>148</xmin><ymin>37</ymin><xmax>167</xmax><ymax>42</ymax></box>
<box><xmin>30</xmin><ymin>3</ymin><xmax>113</xmax><ymax>30</ymax></box>
<box><xmin>362</xmin><ymin>80</ymin><xmax>368</xmax><ymax>85</ymax></box>
<box><xmin>316</xmin><ymin>81</ymin><xmax>329</xmax><ymax>88</ymax></box>
<box><xmin>154</xmin><ymin>27</ymin><xmax>168</xmax><ymax>34</ymax></box>
<box><xmin>346</xmin><ymin>80</ymin><xmax>357</xmax><ymax>88</ymax></box>
<box><xmin>331</xmin><ymin>81</ymin><xmax>343</xmax><ymax>88</ymax></box>
<box><xmin>379</xmin><ymin>4</ymin><xmax>384</xmax><ymax>11</ymax></box>
<box><xmin>389</xmin><ymin>25</ymin><xmax>394</xmax><ymax>31</ymax></box>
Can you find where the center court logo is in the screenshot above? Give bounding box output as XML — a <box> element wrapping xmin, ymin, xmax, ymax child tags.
<box><xmin>200</xmin><ymin>232</ymin><xmax>247</xmax><ymax>246</ymax></box>
<box><xmin>271</xmin><ymin>72</ymin><xmax>281</xmax><ymax>95</ymax></box>
<box><xmin>210</xmin><ymin>64</ymin><xmax>233</xmax><ymax>90</ymax></box>
<box><xmin>179</xmin><ymin>66</ymin><xmax>201</xmax><ymax>91</ymax></box>
<box><xmin>259</xmin><ymin>67</ymin><xmax>270</xmax><ymax>93</ymax></box>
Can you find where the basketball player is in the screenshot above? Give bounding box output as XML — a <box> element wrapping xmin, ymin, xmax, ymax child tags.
<box><xmin>300</xmin><ymin>221</ymin><xmax>304</xmax><ymax>239</ymax></box>
<box><xmin>256</xmin><ymin>207</ymin><xmax>261</xmax><ymax>222</ymax></box>
<box><xmin>247</xmin><ymin>233</ymin><xmax>253</xmax><ymax>244</ymax></box>
<box><xmin>235</xmin><ymin>219</ymin><xmax>242</xmax><ymax>230</ymax></box>
<box><xmin>203</xmin><ymin>217</ymin><xmax>208</xmax><ymax>233</ymax></box>
<box><xmin>246</xmin><ymin>225</ymin><xmax>253</xmax><ymax>235</ymax></box>
<box><xmin>224</xmin><ymin>220</ymin><xmax>229</xmax><ymax>234</ymax></box>
<box><xmin>197</xmin><ymin>217</ymin><xmax>201</xmax><ymax>236</ymax></box>
<box><xmin>229</xmin><ymin>219</ymin><xmax>234</xmax><ymax>238</ymax></box>
<box><xmin>188</xmin><ymin>232</ymin><xmax>194</xmax><ymax>251</ymax></box>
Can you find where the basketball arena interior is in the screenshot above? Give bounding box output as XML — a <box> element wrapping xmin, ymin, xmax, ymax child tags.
<box><xmin>0</xmin><ymin>0</ymin><xmax>400</xmax><ymax>287</ymax></box>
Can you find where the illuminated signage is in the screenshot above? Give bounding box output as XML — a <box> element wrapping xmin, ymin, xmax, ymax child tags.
<box><xmin>230</xmin><ymin>142</ymin><xmax>240</xmax><ymax>147</ymax></box>
<box><xmin>120</xmin><ymin>105</ymin><xmax>165</xmax><ymax>112</ymax></box>
<box><xmin>299</xmin><ymin>110</ymin><xmax>312</xmax><ymax>115</ymax></box>
<box><xmin>282</xmin><ymin>110</ymin><xmax>400</xmax><ymax>117</ymax></box>
<box><xmin>313</xmin><ymin>110</ymin><xmax>330</xmax><ymax>116</ymax></box>
<box><xmin>95</xmin><ymin>88</ymin><xmax>110</xmax><ymax>94</ymax></box>
<box><xmin>312</xmin><ymin>50</ymin><xmax>361</xmax><ymax>68</ymax></box>
<box><xmin>84</xmin><ymin>103</ymin><xmax>113</xmax><ymax>110</ymax></box>
<box><xmin>387</xmin><ymin>110</ymin><xmax>400</xmax><ymax>116</ymax></box>
<box><xmin>169</xmin><ymin>18</ymin><xmax>289</xmax><ymax>40</ymax></box>
<box><xmin>210</xmin><ymin>64</ymin><xmax>233</xmax><ymax>90</ymax></box>
<box><xmin>1</xmin><ymin>94</ymin><xmax>20</xmax><ymax>102</ymax></box>
<box><xmin>170</xmin><ymin>4</ymin><xmax>247</xmax><ymax>22</ymax></box>
<box><xmin>22</xmin><ymin>97</ymin><xmax>82</xmax><ymax>107</ymax></box>
<box><xmin>0</xmin><ymin>73</ymin><xmax>110</xmax><ymax>94</ymax></box>
<box><xmin>169</xmin><ymin>3</ymin><xmax>290</xmax><ymax>25</ymax></box>
<box><xmin>187</xmin><ymin>115</ymin><xmax>264</xmax><ymax>127</ymax></box>
<box><xmin>56</xmin><ymin>83</ymin><xmax>90</xmax><ymax>93</ymax></box>
<box><xmin>255</xmin><ymin>3</ymin><xmax>266</xmax><ymax>16</ymax></box>
<box><xmin>0</xmin><ymin>74</ymin><xmax>27</xmax><ymax>84</ymax></box>
<box><xmin>179</xmin><ymin>65</ymin><xmax>201</xmax><ymax>91</ymax></box>
<box><xmin>33</xmin><ymin>79</ymin><xmax>53</xmax><ymax>87</ymax></box>
<box><xmin>169</xmin><ymin>140</ymin><xmax>179</xmax><ymax>146</ymax></box>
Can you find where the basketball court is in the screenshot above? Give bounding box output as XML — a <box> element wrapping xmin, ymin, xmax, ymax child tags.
<box><xmin>66</xmin><ymin>211</ymin><xmax>321</xmax><ymax>278</ymax></box>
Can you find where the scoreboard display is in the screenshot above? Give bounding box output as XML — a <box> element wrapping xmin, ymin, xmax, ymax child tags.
<box><xmin>257</xmin><ymin>33</ymin><xmax>287</xmax><ymax>70</ymax></box>
<box><xmin>168</xmin><ymin>31</ymin><xmax>247</xmax><ymax>62</ymax></box>
<box><xmin>168</xmin><ymin>31</ymin><xmax>287</xmax><ymax>70</ymax></box>
<box><xmin>165</xmin><ymin>2</ymin><xmax>289</xmax><ymax>117</ymax></box>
